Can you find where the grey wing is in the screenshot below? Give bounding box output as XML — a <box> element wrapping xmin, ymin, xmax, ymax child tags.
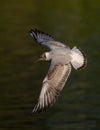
<box><xmin>29</xmin><ymin>29</ymin><xmax>66</xmax><ymax>50</ymax></box>
<box><xmin>32</xmin><ymin>63</ymin><xmax>71</xmax><ymax>113</ymax></box>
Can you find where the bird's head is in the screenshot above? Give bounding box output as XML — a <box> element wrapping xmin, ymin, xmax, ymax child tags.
<box><xmin>35</xmin><ymin>52</ymin><xmax>51</xmax><ymax>63</ymax></box>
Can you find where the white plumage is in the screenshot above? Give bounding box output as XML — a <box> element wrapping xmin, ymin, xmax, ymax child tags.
<box><xmin>29</xmin><ymin>29</ymin><xmax>87</xmax><ymax>113</ymax></box>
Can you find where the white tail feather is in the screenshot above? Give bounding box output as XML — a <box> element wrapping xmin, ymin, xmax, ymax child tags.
<box><xmin>71</xmin><ymin>46</ymin><xmax>86</xmax><ymax>70</ymax></box>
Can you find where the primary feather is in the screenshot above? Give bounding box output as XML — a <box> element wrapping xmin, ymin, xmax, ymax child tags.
<box><xmin>29</xmin><ymin>29</ymin><xmax>66</xmax><ymax>50</ymax></box>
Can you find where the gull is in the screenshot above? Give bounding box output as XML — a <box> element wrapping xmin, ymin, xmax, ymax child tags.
<box><xmin>29</xmin><ymin>29</ymin><xmax>87</xmax><ymax>113</ymax></box>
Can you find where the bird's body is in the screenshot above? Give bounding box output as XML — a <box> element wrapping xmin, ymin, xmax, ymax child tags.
<box><xmin>29</xmin><ymin>29</ymin><xmax>87</xmax><ymax>113</ymax></box>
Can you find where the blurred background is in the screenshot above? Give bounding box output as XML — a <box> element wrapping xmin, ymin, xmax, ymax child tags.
<box><xmin>0</xmin><ymin>0</ymin><xmax>100</xmax><ymax>130</ymax></box>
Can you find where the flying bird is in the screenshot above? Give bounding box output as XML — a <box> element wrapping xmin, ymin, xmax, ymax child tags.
<box><xmin>29</xmin><ymin>29</ymin><xmax>87</xmax><ymax>113</ymax></box>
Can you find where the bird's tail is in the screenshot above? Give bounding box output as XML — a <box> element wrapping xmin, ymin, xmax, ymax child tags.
<box><xmin>71</xmin><ymin>46</ymin><xmax>87</xmax><ymax>70</ymax></box>
<box><xmin>29</xmin><ymin>29</ymin><xmax>54</xmax><ymax>44</ymax></box>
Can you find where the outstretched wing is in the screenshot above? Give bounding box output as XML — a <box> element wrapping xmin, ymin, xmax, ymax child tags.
<box><xmin>32</xmin><ymin>63</ymin><xmax>71</xmax><ymax>113</ymax></box>
<box><xmin>29</xmin><ymin>29</ymin><xmax>66</xmax><ymax>50</ymax></box>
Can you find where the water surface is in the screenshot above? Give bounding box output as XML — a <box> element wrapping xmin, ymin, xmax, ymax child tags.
<box><xmin>0</xmin><ymin>0</ymin><xmax>100</xmax><ymax>129</ymax></box>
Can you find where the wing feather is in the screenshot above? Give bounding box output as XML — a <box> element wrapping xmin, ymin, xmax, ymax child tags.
<box><xmin>32</xmin><ymin>63</ymin><xmax>71</xmax><ymax>113</ymax></box>
<box><xmin>29</xmin><ymin>29</ymin><xmax>66</xmax><ymax>50</ymax></box>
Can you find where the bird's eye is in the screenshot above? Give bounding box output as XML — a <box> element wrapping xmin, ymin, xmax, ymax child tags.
<box><xmin>40</xmin><ymin>53</ymin><xmax>46</xmax><ymax>60</ymax></box>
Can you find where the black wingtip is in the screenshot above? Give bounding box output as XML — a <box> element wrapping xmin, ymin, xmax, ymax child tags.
<box><xmin>29</xmin><ymin>28</ymin><xmax>54</xmax><ymax>38</ymax></box>
<box><xmin>29</xmin><ymin>28</ymin><xmax>42</xmax><ymax>34</ymax></box>
<box><xmin>29</xmin><ymin>28</ymin><xmax>54</xmax><ymax>44</ymax></box>
<box><xmin>29</xmin><ymin>29</ymin><xmax>34</xmax><ymax>34</ymax></box>
<box><xmin>29</xmin><ymin>28</ymin><xmax>38</xmax><ymax>41</ymax></box>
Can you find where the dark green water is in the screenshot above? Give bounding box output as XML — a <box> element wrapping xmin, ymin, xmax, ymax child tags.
<box><xmin>0</xmin><ymin>0</ymin><xmax>100</xmax><ymax>129</ymax></box>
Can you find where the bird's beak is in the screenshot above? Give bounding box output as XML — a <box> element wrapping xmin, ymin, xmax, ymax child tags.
<box><xmin>34</xmin><ymin>57</ymin><xmax>43</xmax><ymax>63</ymax></box>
